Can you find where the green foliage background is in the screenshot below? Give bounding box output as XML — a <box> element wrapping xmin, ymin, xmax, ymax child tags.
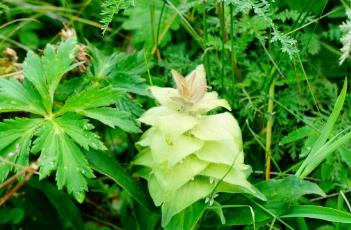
<box><xmin>1</xmin><ymin>0</ymin><xmax>351</xmax><ymax>229</ymax></box>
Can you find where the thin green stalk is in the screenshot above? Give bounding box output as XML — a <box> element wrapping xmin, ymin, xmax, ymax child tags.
<box><xmin>336</xmin><ymin>192</ymin><xmax>343</xmax><ymax>230</ymax></box>
<box><xmin>297</xmin><ymin>54</ymin><xmax>320</xmax><ymax>114</ymax></box>
<box><xmin>149</xmin><ymin>2</ymin><xmax>156</xmax><ymax>52</ymax></box>
<box><xmin>155</xmin><ymin>1</ymin><xmax>166</xmax><ymax>59</ymax></box>
<box><xmin>219</xmin><ymin>1</ymin><xmax>225</xmax><ymax>90</ymax></box>
<box><xmin>265</xmin><ymin>79</ymin><xmax>275</xmax><ymax>180</ymax></box>
<box><xmin>165</xmin><ymin>0</ymin><xmax>204</xmax><ymax>48</ymax></box>
<box><xmin>341</xmin><ymin>191</ymin><xmax>351</xmax><ymax>212</ymax></box>
<box><xmin>229</xmin><ymin>3</ymin><xmax>239</xmax><ymax>82</ymax></box>
<box><xmin>249</xmin><ymin>198</ymin><xmax>295</xmax><ymax>230</ymax></box>
<box><xmin>143</xmin><ymin>49</ymin><xmax>153</xmax><ymax>86</ymax></box>
<box><xmin>203</xmin><ymin>0</ymin><xmax>209</xmax><ymax>76</ymax></box>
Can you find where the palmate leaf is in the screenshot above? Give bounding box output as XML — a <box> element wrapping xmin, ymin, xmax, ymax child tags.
<box><xmin>88</xmin><ymin>44</ymin><xmax>150</xmax><ymax>96</ymax></box>
<box><xmin>32</xmin><ymin>120</ymin><xmax>95</xmax><ymax>202</ymax></box>
<box><xmin>0</xmin><ymin>38</ymin><xmax>141</xmax><ymax>203</ymax></box>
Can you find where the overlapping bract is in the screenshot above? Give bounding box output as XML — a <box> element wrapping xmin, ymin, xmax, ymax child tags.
<box><xmin>134</xmin><ymin>65</ymin><xmax>265</xmax><ymax>226</ymax></box>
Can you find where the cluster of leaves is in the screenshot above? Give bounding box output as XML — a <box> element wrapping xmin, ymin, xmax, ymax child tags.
<box><xmin>0</xmin><ymin>38</ymin><xmax>140</xmax><ymax>202</ymax></box>
<box><xmin>1</xmin><ymin>0</ymin><xmax>351</xmax><ymax>229</ymax></box>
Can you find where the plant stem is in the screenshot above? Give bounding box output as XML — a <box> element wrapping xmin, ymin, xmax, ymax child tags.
<box><xmin>203</xmin><ymin>0</ymin><xmax>209</xmax><ymax>76</ymax></box>
<box><xmin>219</xmin><ymin>1</ymin><xmax>225</xmax><ymax>90</ymax></box>
<box><xmin>229</xmin><ymin>3</ymin><xmax>239</xmax><ymax>83</ymax></box>
<box><xmin>149</xmin><ymin>1</ymin><xmax>156</xmax><ymax>52</ymax></box>
<box><xmin>155</xmin><ymin>1</ymin><xmax>166</xmax><ymax>60</ymax></box>
<box><xmin>265</xmin><ymin>79</ymin><xmax>275</xmax><ymax>180</ymax></box>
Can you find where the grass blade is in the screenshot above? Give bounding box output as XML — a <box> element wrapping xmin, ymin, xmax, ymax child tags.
<box><xmin>282</xmin><ymin>205</ymin><xmax>351</xmax><ymax>223</ymax></box>
<box><xmin>296</xmin><ymin>79</ymin><xmax>347</xmax><ymax>178</ymax></box>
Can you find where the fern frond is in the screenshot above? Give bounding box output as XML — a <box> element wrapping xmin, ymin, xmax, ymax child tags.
<box><xmin>100</xmin><ymin>0</ymin><xmax>135</xmax><ymax>35</ymax></box>
<box><xmin>225</xmin><ymin>0</ymin><xmax>299</xmax><ymax>59</ymax></box>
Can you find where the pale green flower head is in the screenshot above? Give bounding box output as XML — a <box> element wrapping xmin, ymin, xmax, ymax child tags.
<box><xmin>134</xmin><ymin>64</ymin><xmax>266</xmax><ymax>226</ymax></box>
<box><xmin>147</xmin><ymin>64</ymin><xmax>230</xmax><ymax>115</ymax></box>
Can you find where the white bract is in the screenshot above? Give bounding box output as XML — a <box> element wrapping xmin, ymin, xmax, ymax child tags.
<box><xmin>134</xmin><ymin>65</ymin><xmax>265</xmax><ymax>226</ymax></box>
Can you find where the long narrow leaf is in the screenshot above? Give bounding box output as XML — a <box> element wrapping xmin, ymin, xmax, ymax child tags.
<box><xmin>282</xmin><ymin>205</ymin><xmax>351</xmax><ymax>223</ymax></box>
<box><xmin>296</xmin><ymin>79</ymin><xmax>347</xmax><ymax>178</ymax></box>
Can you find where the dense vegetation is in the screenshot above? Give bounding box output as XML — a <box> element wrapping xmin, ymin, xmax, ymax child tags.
<box><xmin>1</xmin><ymin>0</ymin><xmax>351</xmax><ymax>229</ymax></box>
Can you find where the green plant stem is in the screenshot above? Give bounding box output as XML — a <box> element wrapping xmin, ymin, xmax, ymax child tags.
<box><xmin>203</xmin><ymin>0</ymin><xmax>209</xmax><ymax>76</ymax></box>
<box><xmin>229</xmin><ymin>4</ymin><xmax>239</xmax><ymax>82</ymax></box>
<box><xmin>149</xmin><ymin>1</ymin><xmax>156</xmax><ymax>52</ymax></box>
<box><xmin>155</xmin><ymin>1</ymin><xmax>166</xmax><ymax>59</ymax></box>
<box><xmin>165</xmin><ymin>0</ymin><xmax>204</xmax><ymax>48</ymax></box>
<box><xmin>219</xmin><ymin>1</ymin><xmax>225</xmax><ymax>90</ymax></box>
<box><xmin>143</xmin><ymin>49</ymin><xmax>153</xmax><ymax>86</ymax></box>
<box><xmin>265</xmin><ymin>79</ymin><xmax>275</xmax><ymax>180</ymax></box>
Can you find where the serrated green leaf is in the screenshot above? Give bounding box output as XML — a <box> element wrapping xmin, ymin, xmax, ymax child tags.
<box><xmin>55</xmin><ymin>77</ymin><xmax>90</xmax><ymax>102</ymax></box>
<box><xmin>61</xmin><ymin>86</ymin><xmax>121</xmax><ymax>113</ymax></box>
<box><xmin>83</xmin><ymin>107</ymin><xmax>140</xmax><ymax>133</ymax></box>
<box><xmin>23</xmin><ymin>50</ymin><xmax>51</xmax><ymax>112</ymax></box>
<box><xmin>88</xmin><ymin>37</ymin><xmax>149</xmax><ymax>96</ymax></box>
<box><xmin>0</xmin><ymin>79</ymin><xmax>46</xmax><ymax>115</ymax></box>
<box><xmin>41</xmin><ymin>38</ymin><xmax>78</xmax><ymax>100</ymax></box>
<box><xmin>0</xmin><ymin>118</ymin><xmax>41</xmax><ymax>181</ymax></box>
<box><xmin>110</xmin><ymin>52</ymin><xmax>150</xmax><ymax>96</ymax></box>
<box><xmin>56</xmin><ymin>113</ymin><xmax>107</xmax><ymax>151</ymax></box>
<box><xmin>87</xmin><ymin>43</ymin><xmax>119</xmax><ymax>78</ymax></box>
<box><xmin>33</xmin><ymin>121</ymin><xmax>94</xmax><ymax>202</ymax></box>
<box><xmin>115</xmin><ymin>94</ymin><xmax>145</xmax><ymax>117</ymax></box>
<box><xmin>0</xmin><ymin>118</ymin><xmax>41</xmax><ymax>151</ymax></box>
<box><xmin>280</xmin><ymin>126</ymin><xmax>314</xmax><ymax>145</ymax></box>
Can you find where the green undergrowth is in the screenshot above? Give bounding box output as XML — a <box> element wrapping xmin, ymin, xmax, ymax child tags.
<box><xmin>1</xmin><ymin>0</ymin><xmax>351</xmax><ymax>229</ymax></box>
